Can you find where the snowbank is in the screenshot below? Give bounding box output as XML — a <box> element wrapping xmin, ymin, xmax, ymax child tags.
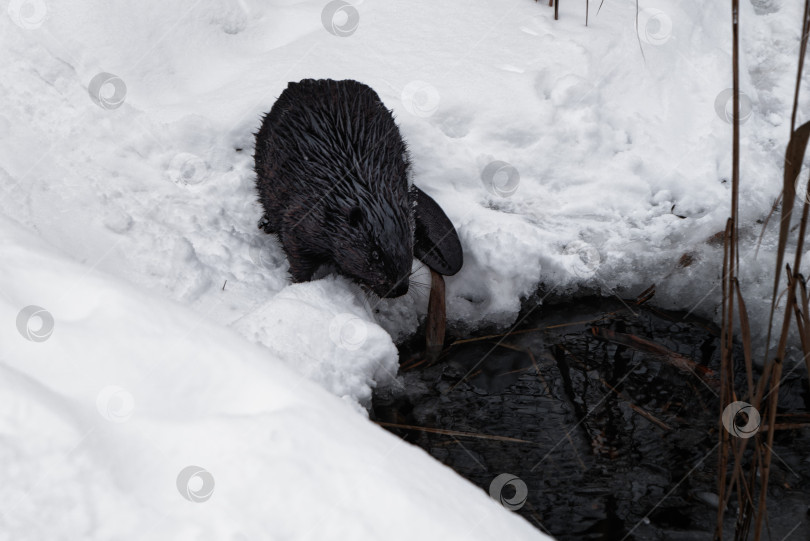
<box><xmin>232</xmin><ymin>276</ymin><xmax>399</xmax><ymax>411</ymax></box>
<box><xmin>0</xmin><ymin>217</ymin><xmax>547</xmax><ymax>539</ymax></box>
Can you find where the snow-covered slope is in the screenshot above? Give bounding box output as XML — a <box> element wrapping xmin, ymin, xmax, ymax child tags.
<box><xmin>0</xmin><ymin>216</ymin><xmax>547</xmax><ymax>539</ymax></box>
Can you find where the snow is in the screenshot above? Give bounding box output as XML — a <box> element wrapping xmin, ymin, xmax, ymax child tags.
<box><xmin>2</xmin><ymin>0</ymin><xmax>808</xmax><ymax>538</ymax></box>
<box><xmin>0</xmin><ymin>216</ymin><xmax>546</xmax><ymax>539</ymax></box>
<box><xmin>232</xmin><ymin>276</ymin><xmax>400</xmax><ymax>410</ymax></box>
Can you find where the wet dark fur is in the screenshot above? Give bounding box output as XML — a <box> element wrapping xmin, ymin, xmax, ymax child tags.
<box><xmin>254</xmin><ymin>79</ymin><xmax>414</xmax><ymax>298</ymax></box>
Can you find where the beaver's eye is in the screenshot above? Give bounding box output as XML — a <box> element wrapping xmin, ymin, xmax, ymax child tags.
<box><xmin>348</xmin><ymin>207</ymin><xmax>362</xmax><ymax>227</ymax></box>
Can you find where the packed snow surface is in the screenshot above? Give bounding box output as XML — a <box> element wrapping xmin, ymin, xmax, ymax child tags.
<box><xmin>0</xmin><ymin>216</ymin><xmax>548</xmax><ymax>539</ymax></box>
<box><xmin>2</xmin><ymin>0</ymin><xmax>809</xmax><ymax>538</ymax></box>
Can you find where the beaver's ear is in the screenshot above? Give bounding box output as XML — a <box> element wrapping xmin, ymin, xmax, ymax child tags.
<box><xmin>411</xmin><ymin>186</ymin><xmax>463</xmax><ymax>276</ymax></box>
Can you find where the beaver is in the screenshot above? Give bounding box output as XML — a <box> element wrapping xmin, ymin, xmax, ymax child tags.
<box><xmin>254</xmin><ymin>78</ymin><xmax>462</xmax><ymax>298</ymax></box>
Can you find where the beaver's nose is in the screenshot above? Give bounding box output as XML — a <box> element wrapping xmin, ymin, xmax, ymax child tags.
<box><xmin>382</xmin><ymin>277</ymin><xmax>409</xmax><ymax>298</ymax></box>
<box><xmin>391</xmin><ymin>279</ymin><xmax>409</xmax><ymax>298</ymax></box>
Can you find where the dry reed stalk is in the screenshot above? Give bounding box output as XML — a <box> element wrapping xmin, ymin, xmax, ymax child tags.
<box><xmin>425</xmin><ymin>269</ymin><xmax>446</xmax><ymax>363</ymax></box>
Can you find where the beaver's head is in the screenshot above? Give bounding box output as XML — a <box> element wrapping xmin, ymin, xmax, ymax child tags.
<box><xmin>326</xmin><ymin>188</ymin><xmax>414</xmax><ymax>299</ymax></box>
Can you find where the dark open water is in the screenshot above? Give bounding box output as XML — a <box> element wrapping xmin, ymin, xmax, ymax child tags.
<box><xmin>372</xmin><ymin>297</ymin><xmax>810</xmax><ymax>540</ymax></box>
